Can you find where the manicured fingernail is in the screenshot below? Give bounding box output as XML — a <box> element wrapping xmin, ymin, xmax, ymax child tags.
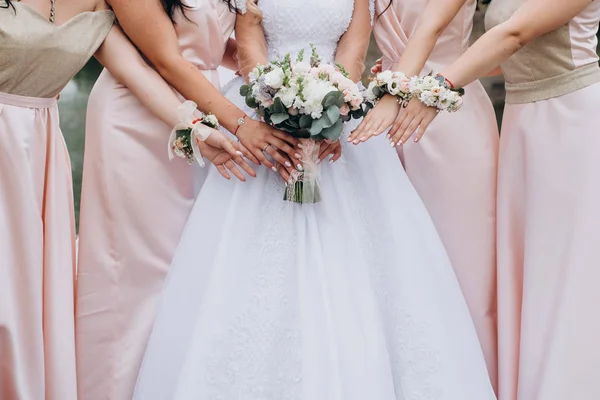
<box><xmin>271</xmin><ymin>166</ymin><xmax>277</xmax><ymax>172</ymax></box>
<box><xmin>285</xmin><ymin>161</ymin><xmax>292</xmax><ymax>167</ymax></box>
<box><xmin>360</xmin><ymin>137</ymin><xmax>367</xmax><ymax>142</ymax></box>
<box><xmin>414</xmin><ymin>138</ymin><xmax>419</xmax><ymax>143</ymax></box>
<box><xmin>329</xmin><ymin>158</ymin><xmax>335</xmax><ymax>164</ymax></box>
<box><xmin>353</xmin><ymin>140</ymin><xmax>359</xmax><ymax>144</ymax></box>
<box><xmin>236</xmin><ymin>151</ymin><xmax>243</xmax><ymax>156</ymax></box>
<box><xmin>297</xmin><ymin>164</ymin><xmax>303</xmax><ymax>171</ymax></box>
<box><xmin>295</xmin><ymin>153</ymin><xmax>301</xmax><ymax>159</ymax></box>
<box><xmin>347</xmin><ymin>137</ymin><xmax>352</xmax><ymax>142</ymax></box>
<box><xmin>390</xmin><ymin>141</ymin><xmax>395</xmax><ymax>147</ymax></box>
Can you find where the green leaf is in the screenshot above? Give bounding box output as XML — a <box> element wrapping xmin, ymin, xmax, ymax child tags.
<box><xmin>270</xmin><ymin>113</ymin><xmax>290</xmax><ymax>125</ymax></box>
<box><xmin>286</xmin><ymin>116</ymin><xmax>301</xmax><ymax>129</ymax></box>
<box><xmin>299</xmin><ymin>114</ymin><xmax>313</xmax><ymax>129</ymax></box>
<box><xmin>245</xmin><ymin>96</ymin><xmax>258</xmax><ymax>109</ymax></box>
<box><xmin>239</xmin><ymin>85</ymin><xmax>250</xmax><ymax>97</ymax></box>
<box><xmin>295</xmin><ymin>128</ymin><xmax>311</xmax><ymax>139</ymax></box>
<box><xmin>308</xmin><ymin>117</ymin><xmax>326</xmax><ymax>135</ymax></box>
<box><xmin>322</xmin><ymin>91</ymin><xmax>344</xmax><ymax>109</ymax></box>
<box><xmin>272</xmin><ymin>97</ymin><xmax>287</xmax><ymax>114</ymax></box>
<box><xmin>321</xmin><ymin>105</ymin><xmax>340</xmax><ymax>128</ymax></box>
<box><xmin>318</xmin><ymin>118</ymin><xmax>343</xmax><ymax>141</ymax></box>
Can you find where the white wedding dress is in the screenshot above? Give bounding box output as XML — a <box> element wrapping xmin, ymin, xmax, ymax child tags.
<box><xmin>133</xmin><ymin>0</ymin><xmax>497</xmax><ymax>399</ymax></box>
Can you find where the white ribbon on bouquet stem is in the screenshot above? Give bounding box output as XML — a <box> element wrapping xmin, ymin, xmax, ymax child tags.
<box><xmin>167</xmin><ymin>101</ymin><xmax>213</xmax><ymax>167</ymax></box>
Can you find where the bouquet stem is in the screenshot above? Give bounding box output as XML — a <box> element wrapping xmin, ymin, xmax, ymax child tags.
<box><xmin>283</xmin><ymin>139</ymin><xmax>321</xmax><ymax>204</ymax></box>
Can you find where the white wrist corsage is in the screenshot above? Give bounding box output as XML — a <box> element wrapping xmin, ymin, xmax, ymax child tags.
<box><xmin>409</xmin><ymin>74</ymin><xmax>465</xmax><ymax>113</ymax></box>
<box><xmin>364</xmin><ymin>70</ymin><xmax>413</xmax><ymax>108</ymax></box>
<box><xmin>168</xmin><ymin>100</ymin><xmax>220</xmax><ymax>167</ymax></box>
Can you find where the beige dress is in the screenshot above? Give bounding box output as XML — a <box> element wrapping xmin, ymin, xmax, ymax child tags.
<box><xmin>0</xmin><ymin>3</ymin><xmax>113</xmax><ymax>399</ymax></box>
<box><xmin>75</xmin><ymin>2</ymin><xmax>236</xmax><ymax>399</ymax></box>
<box><xmin>486</xmin><ymin>1</ymin><xmax>600</xmax><ymax>399</ymax></box>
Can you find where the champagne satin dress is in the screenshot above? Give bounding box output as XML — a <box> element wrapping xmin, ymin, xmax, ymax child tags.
<box><xmin>373</xmin><ymin>0</ymin><xmax>499</xmax><ymax>388</ymax></box>
<box><xmin>75</xmin><ymin>2</ymin><xmax>235</xmax><ymax>399</ymax></box>
<box><xmin>0</xmin><ymin>3</ymin><xmax>113</xmax><ymax>399</ymax></box>
<box><xmin>486</xmin><ymin>1</ymin><xmax>600</xmax><ymax>399</ymax></box>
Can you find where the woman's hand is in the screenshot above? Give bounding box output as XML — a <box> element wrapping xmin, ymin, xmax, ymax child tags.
<box><xmin>236</xmin><ymin>119</ymin><xmax>302</xmax><ymax>171</ymax></box>
<box><xmin>370</xmin><ymin>57</ymin><xmax>383</xmax><ymax>74</ymax></box>
<box><xmin>388</xmin><ymin>97</ymin><xmax>439</xmax><ymax>146</ymax></box>
<box><xmin>318</xmin><ymin>140</ymin><xmax>342</xmax><ymax>164</ymax></box>
<box><xmin>202</xmin><ymin>128</ymin><xmax>259</xmax><ymax>165</ymax></box>
<box><xmin>201</xmin><ymin>142</ymin><xmax>257</xmax><ymax>182</ymax></box>
<box><xmin>348</xmin><ymin>95</ymin><xmax>402</xmax><ymax>145</ymax></box>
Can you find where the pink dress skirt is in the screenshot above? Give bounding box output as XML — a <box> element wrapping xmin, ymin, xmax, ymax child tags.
<box><xmin>0</xmin><ymin>92</ymin><xmax>77</xmax><ymax>400</ymax></box>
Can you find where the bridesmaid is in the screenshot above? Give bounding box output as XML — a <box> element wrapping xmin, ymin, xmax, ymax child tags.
<box><xmin>351</xmin><ymin>0</ymin><xmax>499</xmax><ymax>387</ymax></box>
<box><xmin>0</xmin><ymin>0</ymin><xmax>247</xmax><ymax>399</ymax></box>
<box><xmin>75</xmin><ymin>1</ymin><xmax>310</xmax><ymax>399</ymax></box>
<box><xmin>394</xmin><ymin>0</ymin><xmax>600</xmax><ymax>399</ymax></box>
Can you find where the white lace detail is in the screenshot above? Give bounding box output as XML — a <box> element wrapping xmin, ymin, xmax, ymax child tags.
<box><xmin>235</xmin><ymin>0</ymin><xmax>246</xmax><ymax>13</ymax></box>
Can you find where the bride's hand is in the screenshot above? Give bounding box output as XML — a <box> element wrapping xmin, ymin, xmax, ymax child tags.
<box><xmin>388</xmin><ymin>97</ymin><xmax>439</xmax><ymax>146</ymax></box>
<box><xmin>318</xmin><ymin>140</ymin><xmax>342</xmax><ymax>164</ymax></box>
<box><xmin>200</xmin><ymin>142</ymin><xmax>257</xmax><ymax>182</ymax></box>
<box><xmin>348</xmin><ymin>95</ymin><xmax>402</xmax><ymax>145</ymax></box>
<box><xmin>236</xmin><ymin>119</ymin><xmax>302</xmax><ymax>171</ymax></box>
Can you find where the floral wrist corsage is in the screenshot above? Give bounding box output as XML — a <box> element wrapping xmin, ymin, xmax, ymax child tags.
<box><xmin>409</xmin><ymin>74</ymin><xmax>465</xmax><ymax>113</ymax></box>
<box><xmin>364</xmin><ymin>70</ymin><xmax>413</xmax><ymax>108</ymax></box>
<box><xmin>168</xmin><ymin>100</ymin><xmax>220</xmax><ymax>167</ymax></box>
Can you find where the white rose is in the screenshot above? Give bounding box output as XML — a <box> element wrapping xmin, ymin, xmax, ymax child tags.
<box><xmin>264</xmin><ymin>67</ymin><xmax>285</xmax><ymax>89</ymax></box>
<box><xmin>377</xmin><ymin>70</ymin><xmax>393</xmax><ymax>82</ymax></box>
<box><xmin>419</xmin><ymin>91</ymin><xmax>438</xmax><ymax>107</ymax></box>
<box><xmin>277</xmin><ymin>86</ymin><xmax>299</xmax><ymax>108</ymax></box>
<box><xmin>294</xmin><ymin>61</ymin><xmax>311</xmax><ymax>75</ymax></box>
<box><xmin>387</xmin><ymin>77</ymin><xmax>402</xmax><ymax>96</ymax></box>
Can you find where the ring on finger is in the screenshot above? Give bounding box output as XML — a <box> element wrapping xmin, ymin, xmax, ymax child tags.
<box><xmin>262</xmin><ymin>144</ymin><xmax>271</xmax><ymax>152</ymax></box>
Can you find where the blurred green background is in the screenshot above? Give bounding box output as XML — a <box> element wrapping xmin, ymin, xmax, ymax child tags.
<box><xmin>59</xmin><ymin>16</ymin><xmax>600</xmax><ymax>223</ymax></box>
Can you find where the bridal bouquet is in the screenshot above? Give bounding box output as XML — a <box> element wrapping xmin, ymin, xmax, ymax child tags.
<box><xmin>240</xmin><ymin>45</ymin><xmax>366</xmax><ymax>204</ymax></box>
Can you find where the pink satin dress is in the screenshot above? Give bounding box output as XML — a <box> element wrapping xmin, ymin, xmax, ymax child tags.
<box><xmin>374</xmin><ymin>0</ymin><xmax>499</xmax><ymax>389</ymax></box>
<box><xmin>486</xmin><ymin>1</ymin><xmax>600</xmax><ymax>399</ymax></box>
<box><xmin>0</xmin><ymin>4</ymin><xmax>113</xmax><ymax>399</ymax></box>
<box><xmin>75</xmin><ymin>2</ymin><xmax>235</xmax><ymax>399</ymax></box>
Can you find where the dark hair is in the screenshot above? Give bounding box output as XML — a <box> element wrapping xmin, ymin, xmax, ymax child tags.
<box><xmin>376</xmin><ymin>0</ymin><xmax>392</xmax><ymax>21</ymax></box>
<box><xmin>1</xmin><ymin>0</ymin><xmax>15</xmax><ymax>11</ymax></box>
<box><xmin>161</xmin><ymin>0</ymin><xmax>239</xmax><ymax>22</ymax></box>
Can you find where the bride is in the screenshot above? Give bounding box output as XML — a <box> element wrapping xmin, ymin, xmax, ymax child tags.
<box><xmin>133</xmin><ymin>0</ymin><xmax>496</xmax><ymax>398</ymax></box>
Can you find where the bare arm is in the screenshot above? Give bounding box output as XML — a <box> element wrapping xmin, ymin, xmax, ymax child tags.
<box><xmin>222</xmin><ymin>37</ymin><xmax>240</xmax><ymax>71</ymax></box>
<box><xmin>335</xmin><ymin>0</ymin><xmax>372</xmax><ymax>82</ymax></box>
<box><xmin>235</xmin><ymin>10</ymin><xmax>269</xmax><ymax>79</ymax></box>
<box><xmin>107</xmin><ymin>0</ymin><xmax>245</xmax><ymax>132</ymax></box>
<box><xmin>393</xmin><ymin>0</ymin><xmax>468</xmax><ymax>76</ymax></box>
<box><xmin>107</xmin><ymin>0</ymin><xmax>300</xmax><ymax>169</ymax></box>
<box><xmin>441</xmin><ymin>0</ymin><xmax>595</xmax><ymax>87</ymax></box>
<box><xmin>94</xmin><ymin>26</ymin><xmax>183</xmax><ymax>128</ymax></box>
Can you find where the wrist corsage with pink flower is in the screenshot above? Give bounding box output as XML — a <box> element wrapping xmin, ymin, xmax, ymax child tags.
<box><xmin>363</xmin><ymin>70</ymin><xmax>413</xmax><ymax>108</ymax></box>
<box><xmin>168</xmin><ymin>100</ymin><xmax>220</xmax><ymax>167</ymax></box>
<box><xmin>409</xmin><ymin>73</ymin><xmax>465</xmax><ymax>113</ymax></box>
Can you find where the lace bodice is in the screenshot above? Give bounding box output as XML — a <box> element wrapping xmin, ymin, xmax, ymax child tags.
<box><xmin>236</xmin><ymin>0</ymin><xmax>374</xmax><ymax>63</ymax></box>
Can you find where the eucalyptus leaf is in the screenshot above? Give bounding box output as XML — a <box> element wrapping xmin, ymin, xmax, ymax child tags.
<box><xmin>299</xmin><ymin>114</ymin><xmax>313</xmax><ymax>129</ymax></box>
<box><xmin>321</xmin><ymin>105</ymin><xmax>340</xmax><ymax>128</ymax></box>
<box><xmin>308</xmin><ymin>118</ymin><xmax>326</xmax><ymax>135</ymax></box>
<box><xmin>318</xmin><ymin>118</ymin><xmax>343</xmax><ymax>141</ymax></box>
<box><xmin>270</xmin><ymin>113</ymin><xmax>290</xmax><ymax>125</ymax></box>
<box><xmin>322</xmin><ymin>91</ymin><xmax>344</xmax><ymax>109</ymax></box>
<box><xmin>245</xmin><ymin>96</ymin><xmax>258</xmax><ymax>109</ymax></box>
<box><xmin>239</xmin><ymin>85</ymin><xmax>251</xmax><ymax>97</ymax></box>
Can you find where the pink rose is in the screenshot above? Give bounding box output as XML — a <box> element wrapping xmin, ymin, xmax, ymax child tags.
<box><xmin>340</xmin><ymin>103</ymin><xmax>350</xmax><ymax>116</ymax></box>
